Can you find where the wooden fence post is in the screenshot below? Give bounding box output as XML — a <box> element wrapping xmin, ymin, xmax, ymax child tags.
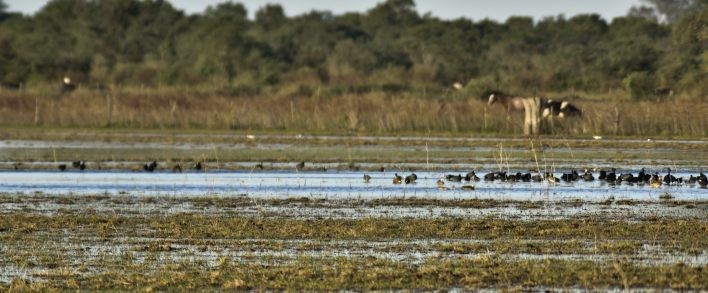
<box><xmin>522</xmin><ymin>97</ymin><xmax>543</xmax><ymax>135</ymax></box>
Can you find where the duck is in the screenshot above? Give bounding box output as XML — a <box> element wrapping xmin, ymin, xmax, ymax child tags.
<box><xmin>193</xmin><ymin>161</ymin><xmax>203</xmax><ymax>171</ymax></box>
<box><xmin>405</xmin><ymin>173</ymin><xmax>417</xmax><ymax>184</ymax></box>
<box><xmin>545</xmin><ymin>172</ymin><xmax>559</xmax><ymax>184</ymax></box>
<box><xmin>173</xmin><ymin>164</ymin><xmax>182</xmax><ymax>173</ymax></box>
<box><xmin>583</xmin><ymin>169</ymin><xmax>594</xmax><ymax>181</ymax></box>
<box><xmin>72</xmin><ymin>161</ymin><xmax>82</xmax><ymax>168</ymax></box>
<box><xmin>461</xmin><ymin>185</ymin><xmax>475</xmax><ymax>190</ymax></box>
<box><xmin>255</xmin><ymin>162</ymin><xmax>264</xmax><ymax>170</ymax></box>
<box><xmin>363</xmin><ymin>174</ymin><xmax>371</xmax><ymax>183</ymax></box>
<box><xmin>58</xmin><ymin>164</ymin><xmax>67</xmax><ymax>171</ymax></box>
<box><xmin>520</xmin><ymin>173</ymin><xmax>532</xmax><ymax>182</ymax></box>
<box><xmin>393</xmin><ymin>173</ymin><xmax>403</xmax><ymax>184</ymax></box>
<box><xmin>79</xmin><ymin>161</ymin><xmax>86</xmax><ymax>171</ymax></box>
<box><xmin>437</xmin><ymin>178</ymin><xmax>445</xmax><ymax>186</ymax></box>
<box><xmin>649</xmin><ymin>173</ymin><xmax>662</xmax><ymax>188</ymax></box>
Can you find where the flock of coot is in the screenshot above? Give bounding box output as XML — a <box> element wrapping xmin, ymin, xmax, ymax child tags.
<box><xmin>368</xmin><ymin>168</ymin><xmax>708</xmax><ymax>189</ymax></box>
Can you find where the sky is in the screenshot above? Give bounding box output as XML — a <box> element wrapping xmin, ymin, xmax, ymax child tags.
<box><xmin>4</xmin><ymin>0</ymin><xmax>642</xmax><ymax>22</ymax></box>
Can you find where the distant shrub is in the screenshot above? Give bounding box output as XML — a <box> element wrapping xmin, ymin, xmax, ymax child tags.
<box><xmin>622</xmin><ymin>71</ymin><xmax>655</xmax><ymax>100</ymax></box>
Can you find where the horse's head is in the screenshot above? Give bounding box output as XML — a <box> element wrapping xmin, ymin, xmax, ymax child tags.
<box><xmin>487</xmin><ymin>94</ymin><xmax>496</xmax><ymax>106</ymax></box>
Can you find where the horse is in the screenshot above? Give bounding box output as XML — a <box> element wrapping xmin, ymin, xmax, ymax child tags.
<box><xmin>542</xmin><ymin>99</ymin><xmax>582</xmax><ymax>119</ymax></box>
<box><xmin>485</xmin><ymin>91</ymin><xmax>525</xmax><ymax>113</ymax></box>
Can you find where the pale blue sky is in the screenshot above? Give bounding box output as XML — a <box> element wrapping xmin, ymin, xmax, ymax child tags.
<box><xmin>5</xmin><ymin>0</ymin><xmax>641</xmax><ymax>22</ymax></box>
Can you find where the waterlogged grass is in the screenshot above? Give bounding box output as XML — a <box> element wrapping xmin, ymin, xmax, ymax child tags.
<box><xmin>1</xmin><ymin>194</ymin><xmax>706</xmax><ymax>289</ymax></box>
<box><xmin>2</xmin><ymin>213</ymin><xmax>706</xmax><ymax>246</ymax></box>
<box><xmin>2</xmin><ymin>256</ymin><xmax>706</xmax><ymax>290</ymax></box>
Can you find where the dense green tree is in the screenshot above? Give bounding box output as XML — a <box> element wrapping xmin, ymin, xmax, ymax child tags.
<box><xmin>0</xmin><ymin>0</ymin><xmax>704</xmax><ymax>98</ymax></box>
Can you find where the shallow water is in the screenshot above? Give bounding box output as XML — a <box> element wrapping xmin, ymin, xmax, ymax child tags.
<box><xmin>0</xmin><ymin>170</ymin><xmax>705</xmax><ymax>201</ymax></box>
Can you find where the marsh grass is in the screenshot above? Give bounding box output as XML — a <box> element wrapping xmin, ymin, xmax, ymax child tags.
<box><xmin>0</xmin><ymin>89</ymin><xmax>705</xmax><ymax>137</ymax></box>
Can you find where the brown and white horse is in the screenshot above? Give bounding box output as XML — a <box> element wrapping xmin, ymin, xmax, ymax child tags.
<box><xmin>485</xmin><ymin>91</ymin><xmax>525</xmax><ymax>113</ymax></box>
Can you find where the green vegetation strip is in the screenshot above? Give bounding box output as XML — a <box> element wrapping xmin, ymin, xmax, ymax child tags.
<box><xmin>3</xmin><ymin>257</ymin><xmax>706</xmax><ymax>290</ymax></box>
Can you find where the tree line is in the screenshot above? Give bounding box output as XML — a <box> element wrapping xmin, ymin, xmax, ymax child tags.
<box><xmin>0</xmin><ymin>0</ymin><xmax>705</xmax><ymax>99</ymax></box>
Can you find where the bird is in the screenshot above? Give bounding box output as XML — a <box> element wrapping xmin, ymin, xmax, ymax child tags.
<box><xmin>78</xmin><ymin>161</ymin><xmax>86</xmax><ymax>171</ymax></box>
<box><xmin>144</xmin><ymin>161</ymin><xmax>158</xmax><ymax>172</ymax></box>
<box><xmin>295</xmin><ymin>161</ymin><xmax>305</xmax><ymax>171</ymax></box>
<box><xmin>484</xmin><ymin>172</ymin><xmax>496</xmax><ymax>181</ymax></box>
<box><xmin>545</xmin><ymin>172</ymin><xmax>559</xmax><ymax>184</ymax></box>
<box><xmin>583</xmin><ymin>169</ymin><xmax>594</xmax><ymax>181</ymax></box>
<box><xmin>58</xmin><ymin>164</ymin><xmax>67</xmax><ymax>171</ymax></box>
<box><xmin>598</xmin><ymin>170</ymin><xmax>607</xmax><ymax>180</ymax></box>
<box><xmin>193</xmin><ymin>161</ymin><xmax>203</xmax><ymax>171</ymax></box>
<box><xmin>404</xmin><ymin>173</ymin><xmax>417</xmax><ymax>184</ymax></box>
<box><xmin>464</xmin><ymin>171</ymin><xmax>480</xmax><ymax>182</ymax></box>
<box><xmin>697</xmin><ymin>172</ymin><xmax>707</xmax><ymax>187</ymax></box>
<box><xmin>461</xmin><ymin>185</ymin><xmax>475</xmax><ymax>190</ymax></box>
<box><xmin>531</xmin><ymin>174</ymin><xmax>543</xmax><ymax>182</ymax></box>
<box><xmin>447</xmin><ymin>174</ymin><xmax>462</xmax><ymax>182</ymax></box>
<box><xmin>72</xmin><ymin>161</ymin><xmax>82</xmax><ymax>168</ymax></box>
<box><xmin>437</xmin><ymin>178</ymin><xmax>445</xmax><ymax>186</ymax></box>
<box><xmin>650</xmin><ymin>173</ymin><xmax>662</xmax><ymax>188</ymax></box>
<box><xmin>255</xmin><ymin>162</ymin><xmax>264</xmax><ymax>170</ymax></box>
<box><xmin>363</xmin><ymin>174</ymin><xmax>371</xmax><ymax>183</ymax></box>
<box><xmin>173</xmin><ymin>164</ymin><xmax>183</xmax><ymax>173</ymax></box>
<box><xmin>392</xmin><ymin>173</ymin><xmax>403</xmax><ymax>184</ymax></box>
<box><xmin>605</xmin><ymin>168</ymin><xmax>617</xmax><ymax>182</ymax></box>
<box><xmin>663</xmin><ymin>168</ymin><xmax>677</xmax><ymax>185</ymax></box>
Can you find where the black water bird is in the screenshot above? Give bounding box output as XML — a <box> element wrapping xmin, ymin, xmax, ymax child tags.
<box><xmin>464</xmin><ymin>171</ymin><xmax>480</xmax><ymax>182</ymax></box>
<box><xmin>72</xmin><ymin>161</ymin><xmax>82</xmax><ymax>168</ymax></box>
<box><xmin>697</xmin><ymin>172</ymin><xmax>708</xmax><ymax>187</ymax></box>
<box><xmin>447</xmin><ymin>174</ymin><xmax>463</xmax><ymax>182</ymax></box>
<box><xmin>598</xmin><ymin>170</ymin><xmax>607</xmax><ymax>180</ymax></box>
<box><xmin>619</xmin><ymin>173</ymin><xmax>634</xmax><ymax>182</ymax></box>
<box><xmin>255</xmin><ymin>162</ymin><xmax>264</xmax><ymax>170</ymax></box>
<box><xmin>605</xmin><ymin>168</ymin><xmax>616</xmax><ymax>182</ymax></box>
<box><xmin>405</xmin><ymin>173</ymin><xmax>417</xmax><ymax>184</ymax></box>
<box><xmin>520</xmin><ymin>172</ymin><xmax>532</xmax><ymax>182</ymax></box>
<box><xmin>58</xmin><ymin>164</ymin><xmax>67</xmax><ymax>171</ymax></box>
<box><xmin>483</xmin><ymin>172</ymin><xmax>494</xmax><ymax>181</ymax></box>
<box><xmin>295</xmin><ymin>161</ymin><xmax>305</xmax><ymax>171</ymax></box>
<box><xmin>144</xmin><ymin>161</ymin><xmax>158</xmax><ymax>172</ymax></box>
<box><xmin>663</xmin><ymin>168</ymin><xmax>677</xmax><ymax>185</ymax></box>
<box><xmin>173</xmin><ymin>164</ymin><xmax>182</xmax><ymax>173</ymax></box>
<box><xmin>193</xmin><ymin>161</ymin><xmax>203</xmax><ymax>171</ymax></box>
<box><xmin>78</xmin><ymin>161</ymin><xmax>86</xmax><ymax>171</ymax></box>
<box><xmin>561</xmin><ymin>171</ymin><xmax>575</xmax><ymax>182</ymax></box>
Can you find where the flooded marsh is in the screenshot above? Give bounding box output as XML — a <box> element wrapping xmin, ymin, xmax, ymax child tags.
<box><xmin>0</xmin><ymin>133</ymin><xmax>706</xmax><ymax>290</ymax></box>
